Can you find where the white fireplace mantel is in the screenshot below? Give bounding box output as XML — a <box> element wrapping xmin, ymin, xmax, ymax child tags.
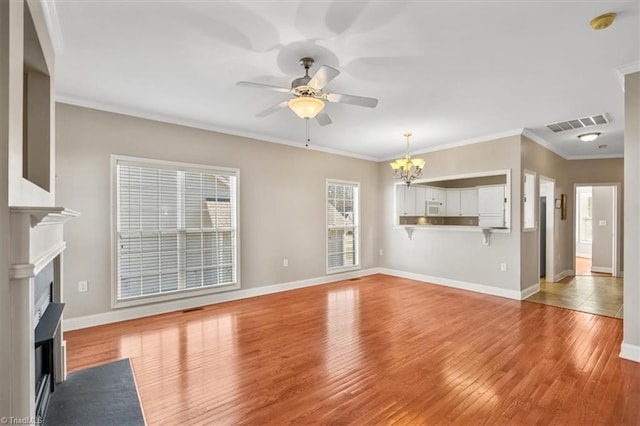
<box><xmin>11</xmin><ymin>206</ymin><xmax>80</xmax><ymax>228</ymax></box>
<box><xmin>9</xmin><ymin>206</ymin><xmax>78</xmax><ymax>419</ymax></box>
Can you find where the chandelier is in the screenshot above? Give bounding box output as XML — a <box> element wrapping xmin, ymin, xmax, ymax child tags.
<box><xmin>390</xmin><ymin>132</ymin><xmax>425</xmax><ymax>186</ymax></box>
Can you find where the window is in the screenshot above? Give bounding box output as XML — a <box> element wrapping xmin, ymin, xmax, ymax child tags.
<box><xmin>326</xmin><ymin>180</ymin><xmax>360</xmax><ymax>273</ymax></box>
<box><xmin>113</xmin><ymin>156</ymin><xmax>239</xmax><ymax>307</ymax></box>
<box><xmin>523</xmin><ymin>171</ymin><xmax>536</xmax><ymax>230</ymax></box>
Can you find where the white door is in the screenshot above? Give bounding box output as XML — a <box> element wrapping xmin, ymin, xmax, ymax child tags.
<box><xmin>460</xmin><ymin>189</ymin><xmax>479</xmax><ymax>216</ymax></box>
<box><xmin>446</xmin><ymin>190</ymin><xmax>461</xmax><ymax>216</ymax></box>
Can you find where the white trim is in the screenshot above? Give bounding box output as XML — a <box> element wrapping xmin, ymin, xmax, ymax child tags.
<box><xmin>32</xmin><ymin>241</ymin><xmax>66</xmax><ymax>276</ymax></box>
<box><xmin>39</xmin><ymin>0</ymin><xmax>64</xmax><ymax>54</ymax></box>
<box><xmin>523</xmin><ymin>169</ymin><xmax>537</xmax><ymax>231</ymax></box>
<box><xmin>554</xmin><ymin>269</ymin><xmax>573</xmax><ymax>282</ymax></box>
<box><xmin>521</xmin><ymin>283</ymin><xmax>540</xmax><ymax>299</ymax></box>
<box><xmin>382</xmin><ymin>129</ymin><xmax>524</xmax><ymax>161</ymax></box>
<box><xmin>378</xmin><ymin>268</ymin><xmax>522</xmax><ymax>300</ymax></box>
<box><xmin>326</xmin><ymin>179</ymin><xmax>361</xmax><ymax>274</ymax></box>
<box><xmin>522</xmin><ymin>129</ymin><xmax>568</xmax><ymax>159</ymax></box>
<box><xmin>9</xmin><ymin>264</ymin><xmax>36</xmax><ymax>280</ymax></box>
<box><xmin>590</xmin><ymin>266</ymin><xmax>613</xmax><ymax>274</ymax></box>
<box><xmin>564</xmin><ymin>153</ymin><xmax>624</xmax><ymax>160</ymax></box>
<box><xmin>620</xmin><ymin>342</ymin><xmax>640</xmax><ymax>363</ymax></box>
<box><xmin>63</xmin><ymin>268</ymin><xmax>381</xmax><ymax>331</ymax></box>
<box><xmin>539</xmin><ymin>175</ymin><xmax>556</xmax><ymax>282</ymax></box>
<box><xmin>56</xmin><ymin>98</ymin><xmax>379</xmax><ymax>162</ymax></box>
<box><xmin>617</xmin><ymin>61</ymin><xmax>640</xmax><ymax>76</ymax></box>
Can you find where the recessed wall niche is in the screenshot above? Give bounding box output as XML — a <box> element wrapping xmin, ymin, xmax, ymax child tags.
<box><xmin>23</xmin><ymin>2</ymin><xmax>51</xmax><ymax>192</ymax></box>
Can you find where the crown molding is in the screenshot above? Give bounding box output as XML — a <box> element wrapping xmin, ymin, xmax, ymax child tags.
<box><xmin>40</xmin><ymin>0</ymin><xmax>64</xmax><ymax>55</ymax></box>
<box><xmin>381</xmin><ymin>129</ymin><xmax>524</xmax><ymax>161</ymax></box>
<box><xmin>564</xmin><ymin>153</ymin><xmax>624</xmax><ymax>160</ymax></box>
<box><xmin>55</xmin><ymin>96</ymin><xmax>380</xmax><ymax>162</ymax></box>
<box><xmin>521</xmin><ymin>129</ymin><xmax>570</xmax><ymax>159</ymax></box>
<box><xmin>617</xmin><ymin>61</ymin><xmax>640</xmax><ymax>76</ymax></box>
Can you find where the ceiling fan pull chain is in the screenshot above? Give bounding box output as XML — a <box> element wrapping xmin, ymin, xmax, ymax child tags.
<box><xmin>305</xmin><ymin>118</ymin><xmax>311</xmax><ymax>147</ymax></box>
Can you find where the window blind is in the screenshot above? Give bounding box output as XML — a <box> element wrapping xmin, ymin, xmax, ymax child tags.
<box><xmin>116</xmin><ymin>160</ymin><xmax>238</xmax><ymax>302</ymax></box>
<box><xmin>327</xmin><ymin>180</ymin><xmax>360</xmax><ymax>271</ymax></box>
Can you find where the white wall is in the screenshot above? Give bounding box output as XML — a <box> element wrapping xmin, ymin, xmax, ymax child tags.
<box><xmin>379</xmin><ymin>136</ymin><xmax>523</xmax><ymax>295</ymax></box>
<box><xmin>55</xmin><ymin>103</ymin><xmax>380</xmax><ymax>321</ymax></box>
<box><xmin>623</xmin><ymin>71</ymin><xmax>640</xmax><ymax>361</ymax></box>
<box><xmin>591</xmin><ymin>186</ymin><xmax>614</xmax><ymax>272</ymax></box>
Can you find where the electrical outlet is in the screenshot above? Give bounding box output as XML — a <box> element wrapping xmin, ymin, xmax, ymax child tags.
<box><xmin>78</xmin><ymin>280</ymin><xmax>88</xmax><ymax>292</ymax></box>
<box><xmin>379</xmin><ymin>249</ymin><xmax>383</xmax><ymax>256</ymax></box>
<box><xmin>500</xmin><ymin>263</ymin><xmax>508</xmax><ymax>272</ymax></box>
<box><xmin>283</xmin><ymin>259</ymin><xmax>289</xmax><ymax>267</ymax></box>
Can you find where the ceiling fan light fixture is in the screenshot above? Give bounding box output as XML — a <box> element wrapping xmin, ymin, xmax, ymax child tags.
<box><xmin>288</xmin><ymin>96</ymin><xmax>325</xmax><ymax>119</ymax></box>
<box><xmin>578</xmin><ymin>132</ymin><xmax>601</xmax><ymax>142</ymax></box>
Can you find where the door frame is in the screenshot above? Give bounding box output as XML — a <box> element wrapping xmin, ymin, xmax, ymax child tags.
<box><xmin>572</xmin><ymin>183</ymin><xmax>620</xmax><ymax>277</ymax></box>
<box><xmin>539</xmin><ymin>176</ymin><xmax>555</xmax><ymax>281</ymax></box>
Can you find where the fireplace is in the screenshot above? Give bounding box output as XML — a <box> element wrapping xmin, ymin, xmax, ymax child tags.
<box><xmin>9</xmin><ymin>207</ymin><xmax>78</xmax><ymax>419</ymax></box>
<box><xmin>33</xmin><ymin>262</ymin><xmax>64</xmax><ymax>419</ymax></box>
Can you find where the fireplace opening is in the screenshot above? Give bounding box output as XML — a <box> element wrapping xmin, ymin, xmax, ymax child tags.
<box><xmin>33</xmin><ymin>262</ymin><xmax>65</xmax><ymax>420</ymax></box>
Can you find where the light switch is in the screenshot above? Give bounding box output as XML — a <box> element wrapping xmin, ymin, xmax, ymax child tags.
<box><xmin>599</xmin><ymin>220</ymin><xmax>607</xmax><ymax>226</ymax></box>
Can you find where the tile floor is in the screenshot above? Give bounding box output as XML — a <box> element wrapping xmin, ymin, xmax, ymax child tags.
<box><xmin>525</xmin><ymin>274</ymin><xmax>623</xmax><ymax>318</ymax></box>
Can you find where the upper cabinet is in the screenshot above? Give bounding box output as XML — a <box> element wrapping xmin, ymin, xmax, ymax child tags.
<box><xmin>395</xmin><ymin>170</ymin><xmax>510</xmax><ymax>228</ymax></box>
<box><xmin>460</xmin><ymin>189</ymin><xmax>479</xmax><ymax>216</ymax></box>
<box><xmin>445</xmin><ymin>188</ymin><xmax>478</xmax><ymax>216</ymax></box>
<box><xmin>396</xmin><ymin>185</ymin><xmax>427</xmax><ymax>216</ymax></box>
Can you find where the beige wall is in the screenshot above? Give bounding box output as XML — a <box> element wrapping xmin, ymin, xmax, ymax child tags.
<box><xmin>55</xmin><ymin>103</ymin><xmax>381</xmax><ymax>319</ymax></box>
<box><xmin>520</xmin><ymin>136</ymin><xmax>624</xmax><ymax>288</ymax></box>
<box><xmin>520</xmin><ymin>136</ymin><xmax>570</xmax><ymax>288</ymax></box>
<box><xmin>592</xmin><ymin>186</ymin><xmax>614</xmax><ymax>271</ymax></box>
<box><xmin>624</xmin><ymin>71</ymin><xmax>640</xmax><ymax>356</ymax></box>
<box><xmin>379</xmin><ymin>136</ymin><xmax>523</xmax><ymax>292</ymax></box>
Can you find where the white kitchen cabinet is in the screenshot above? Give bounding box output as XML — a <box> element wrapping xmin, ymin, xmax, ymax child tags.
<box><xmin>396</xmin><ymin>185</ymin><xmax>406</xmax><ymax>217</ymax></box>
<box><xmin>444</xmin><ymin>188</ymin><xmax>478</xmax><ymax>216</ymax></box>
<box><xmin>397</xmin><ymin>185</ymin><xmax>423</xmax><ymax>216</ymax></box>
<box><xmin>414</xmin><ymin>187</ymin><xmax>426</xmax><ymax>216</ymax></box>
<box><xmin>478</xmin><ymin>185</ymin><xmax>506</xmax><ymax>227</ymax></box>
<box><xmin>445</xmin><ymin>190</ymin><xmax>461</xmax><ymax>216</ymax></box>
<box><xmin>460</xmin><ymin>189</ymin><xmax>479</xmax><ymax>216</ymax></box>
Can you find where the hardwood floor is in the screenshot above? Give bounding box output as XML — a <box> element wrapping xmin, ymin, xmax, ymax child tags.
<box><xmin>526</xmin><ymin>275</ymin><xmax>623</xmax><ymax>318</ymax></box>
<box><xmin>65</xmin><ymin>274</ymin><xmax>640</xmax><ymax>425</ymax></box>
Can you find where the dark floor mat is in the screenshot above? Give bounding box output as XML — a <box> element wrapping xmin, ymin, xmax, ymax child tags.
<box><xmin>45</xmin><ymin>359</ymin><xmax>145</xmax><ymax>426</ymax></box>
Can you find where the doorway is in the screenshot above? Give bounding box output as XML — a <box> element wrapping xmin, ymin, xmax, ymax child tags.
<box><xmin>539</xmin><ymin>177</ymin><xmax>555</xmax><ymax>281</ymax></box>
<box><xmin>574</xmin><ymin>184</ymin><xmax>618</xmax><ymax>277</ymax></box>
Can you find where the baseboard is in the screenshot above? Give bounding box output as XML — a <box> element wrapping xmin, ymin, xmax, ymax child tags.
<box><xmin>520</xmin><ymin>283</ymin><xmax>540</xmax><ymax>299</ymax></box>
<box><xmin>554</xmin><ymin>269</ymin><xmax>573</xmax><ymax>281</ymax></box>
<box><xmin>63</xmin><ymin>268</ymin><xmax>382</xmax><ymax>331</ymax></box>
<box><xmin>378</xmin><ymin>268</ymin><xmax>522</xmax><ymax>300</ymax></box>
<box><xmin>620</xmin><ymin>342</ymin><xmax>640</xmax><ymax>363</ymax></box>
<box><xmin>591</xmin><ymin>266</ymin><xmax>613</xmax><ymax>274</ymax></box>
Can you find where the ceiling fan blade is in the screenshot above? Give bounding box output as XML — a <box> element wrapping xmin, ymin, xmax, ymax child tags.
<box><xmin>308</xmin><ymin>65</ymin><xmax>340</xmax><ymax>90</ymax></box>
<box><xmin>237</xmin><ymin>81</ymin><xmax>290</xmax><ymax>93</ymax></box>
<box><xmin>325</xmin><ymin>92</ymin><xmax>378</xmax><ymax>108</ymax></box>
<box><xmin>316</xmin><ymin>112</ymin><xmax>332</xmax><ymax>126</ymax></box>
<box><xmin>256</xmin><ymin>101</ymin><xmax>289</xmax><ymax>118</ymax></box>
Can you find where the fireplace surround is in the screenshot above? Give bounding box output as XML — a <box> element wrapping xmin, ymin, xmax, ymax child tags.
<box><xmin>9</xmin><ymin>207</ymin><xmax>78</xmax><ymax>419</ymax></box>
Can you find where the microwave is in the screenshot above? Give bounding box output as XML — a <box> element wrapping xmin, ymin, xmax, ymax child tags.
<box><xmin>427</xmin><ymin>200</ymin><xmax>443</xmax><ymax>216</ymax></box>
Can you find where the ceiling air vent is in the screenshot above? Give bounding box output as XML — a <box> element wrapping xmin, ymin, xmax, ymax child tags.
<box><xmin>546</xmin><ymin>114</ymin><xmax>610</xmax><ymax>133</ymax></box>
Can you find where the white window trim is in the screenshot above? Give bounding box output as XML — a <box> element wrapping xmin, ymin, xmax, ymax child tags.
<box><xmin>326</xmin><ymin>179</ymin><xmax>361</xmax><ymax>275</ymax></box>
<box><xmin>110</xmin><ymin>154</ymin><xmax>241</xmax><ymax>309</ymax></box>
<box><xmin>523</xmin><ymin>170</ymin><xmax>537</xmax><ymax>232</ymax></box>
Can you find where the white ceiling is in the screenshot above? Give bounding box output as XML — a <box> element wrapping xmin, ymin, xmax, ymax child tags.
<box><xmin>50</xmin><ymin>1</ymin><xmax>639</xmax><ymax>160</ymax></box>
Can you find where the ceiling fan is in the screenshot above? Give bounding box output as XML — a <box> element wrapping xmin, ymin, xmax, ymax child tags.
<box><xmin>237</xmin><ymin>57</ymin><xmax>378</xmax><ymax>126</ymax></box>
